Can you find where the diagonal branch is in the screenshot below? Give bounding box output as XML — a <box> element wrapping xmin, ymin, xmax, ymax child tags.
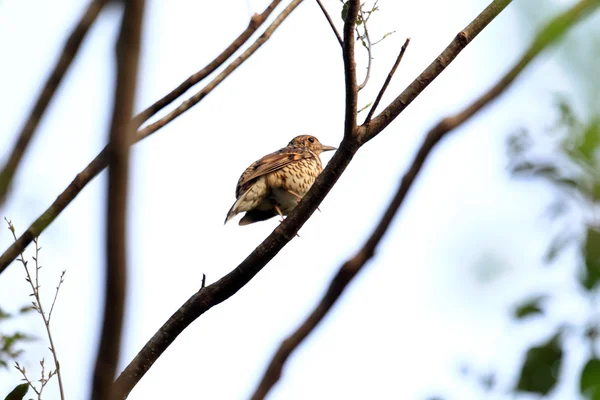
<box><xmin>250</xmin><ymin>0</ymin><xmax>600</xmax><ymax>396</ymax></box>
<box><xmin>316</xmin><ymin>0</ymin><xmax>342</xmax><ymax>47</ymax></box>
<box><xmin>91</xmin><ymin>1</ymin><xmax>144</xmax><ymax>399</ymax></box>
<box><xmin>364</xmin><ymin>37</ymin><xmax>410</xmax><ymax>124</ymax></box>
<box><xmin>132</xmin><ymin>0</ymin><xmax>283</xmax><ymax>127</ymax></box>
<box><xmin>0</xmin><ymin>0</ymin><xmax>304</xmax><ymax>275</ymax></box>
<box><xmin>0</xmin><ymin>0</ymin><xmax>106</xmax><ymax>207</ymax></box>
<box><xmin>358</xmin><ymin>0</ymin><xmax>513</xmax><ymax>144</ymax></box>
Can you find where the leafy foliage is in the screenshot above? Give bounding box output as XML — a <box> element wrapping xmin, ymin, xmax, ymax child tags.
<box><xmin>0</xmin><ymin>307</ymin><xmax>35</xmax><ymax>369</ymax></box>
<box><xmin>515</xmin><ymin>332</ymin><xmax>563</xmax><ymax>395</ymax></box>
<box><xmin>580</xmin><ymin>358</ymin><xmax>600</xmax><ymax>399</ymax></box>
<box><xmin>3</xmin><ymin>383</ymin><xmax>28</xmax><ymax>400</ymax></box>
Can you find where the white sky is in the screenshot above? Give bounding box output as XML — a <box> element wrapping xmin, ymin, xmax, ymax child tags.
<box><xmin>0</xmin><ymin>0</ymin><xmax>597</xmax><ymax>399</ymax></box>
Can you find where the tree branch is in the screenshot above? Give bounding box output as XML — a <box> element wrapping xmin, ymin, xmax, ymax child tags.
<box><xmin>315</xmin><ymin>0</ymin><xmax>342</xmax><ymax>47</ymax></box>
<box><xmin>0</xmin><ymin>0</ymin><xmax>106</xmax><ymax>207</ymax></box>
<box><xmin>132</xmin><ymin>0</ymin><xmax>283</xmax><ymax>127</ymax></box>
<box><xmin>0</xmin><ymin>0</ymin><xmax>304</xmax><ymax>275</ymax></box>
<box><xmin>91</xmin><ymin>1</ymin><xmax>144</xmax><ymax>399</ymax></box>
<box><xmin>250</xmin><ymin>0</ymin><xmax>600</xmax><ymax>396</ymax></box>
<box><xmin>342</xmin><ymin>0</ymin><xmax>360</xmax><ymax>140</ymax></box>
<box><xmin>363</xmin><ymin>37</ymin><xmax>410</xmax><ymax>124</ymax></box>
<box><xmin>359</xmin><ymin>0</ymin><xmax>513</xmax><ymax>144</ymax></box>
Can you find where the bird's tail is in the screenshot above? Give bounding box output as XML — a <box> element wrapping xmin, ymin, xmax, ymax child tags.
<box><xmin>224</xmin><ymin>188</ymin><xmax>253</xmax><ymax>224</ymax></box>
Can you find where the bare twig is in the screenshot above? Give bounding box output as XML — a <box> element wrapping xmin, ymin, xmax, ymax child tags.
<box><xmin>91</xmin><ymin>1</ymin><xmax>144</xmax><ymax>399</ymax></box>
<box><xmin>132</xmin><ymin>0</ymin><xmax>282</xmax><ymax>127</ymax></box>
<box><xmin>0</xmin><ymin>0</ymin><xmax>106</xmax><ymax>207</ymax></box>
<box><xmin>0</xmin><ymin>0</ymin><xmax>305</xmax><ymax>275</ymax></box>
<box><xmin>251</xmin><ymin>1</ymin><xmax>600</xmax><ymax>396</ymax></box>
<box><xmin>316</xmin><ymin>0</ymin><xmax>343</xmax><ymax>47</ymax></box>
<box><xmin>364</xmin><ymin>37</ymin><xmax>410</xmax><ymax>124</ymax></box>
<box><xmin>48</xmin><ymin>270</ymin><xmax>66</xmax><ymax>324</ymax></box>
<box><xmin>356</xmin><ymin>6</ymin><xmax>373</xmax><ymax>90</ymax></box>
<box><xmin>6</xmin><ymin>220</ymin><xmax>65</xmax><ymax>400</ymax></box>
<box><xmin>358</xmin><ymin>0</ymin><xmax>514</xmax><ymax>144</ymax></box>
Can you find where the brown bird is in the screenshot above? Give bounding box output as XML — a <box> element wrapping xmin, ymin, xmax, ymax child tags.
<box><xmin>224</xmin><ymin>135</ymin><xmax>336</xmax><ymax>225</ymax></box>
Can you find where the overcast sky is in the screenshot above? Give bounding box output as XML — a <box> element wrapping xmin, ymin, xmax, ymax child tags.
<box><xmin>0</xmin><ymin>0</ymin><xmax>597</xmax><ymax>399</ymax></box>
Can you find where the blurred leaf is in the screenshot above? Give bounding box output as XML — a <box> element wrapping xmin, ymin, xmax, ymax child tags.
<box><xmin>581</xmin><ymin>227</ymin><xmax>600</xmax><ymax>291</ymax></box>
<box><xmin>480</xmin><ymin>373</ymin><xmax>496</xmax><ymax>391</ymax></box>
<box><xmin>0</xmin><ymin>308</ymin><xmax>10</xmax><ymax>320</ymax></box>
<box><xmin>515</xmin><ymin>332</ymin><xmax>563</xmax><ymax>395</ymax></box>
<box><xmin>507</xmin><ymin>129</ymin><xmax>531</xmax><ymax>157</ymax></box>
<box><xmin>578</xmin><ymin>118</ymin><xmax>600</xmax><ymax>166</ymax></box>
<box><xmin>17</xmin><ymin>306</ymin><xmax>33</xmax><ymax>315</ymax></box>
<box><xmin>341</xmin><ymin>1</ymin><xmax>348</xmax><ymax>21</ymax></box>
<box><xmin>544</xmin><ymin>231</ymin><xmax>576</xmax><ymax>263</ymax></box>
<box><xmin>514</xmin><ymin>296</ymin><xmax>546</xmax><ymax>319</ymax></box>
<box><xmin>3</xmin><ymin>384</ymin><xmax>28</xmax><ymax>400</ymax></box>
<box><xmin>580</xmin><ymin>358</ymin><xmax>600</xmax><ymax>399</ymax></box>
<box><xmin>555</xmin><ymin>95</ymin><xmax>579</xmax><ymax>129</ymax></box>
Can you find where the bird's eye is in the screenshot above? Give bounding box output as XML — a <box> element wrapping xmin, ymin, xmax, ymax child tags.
<box><xmin>308</xmin><ymin>137</ymin><xmax>315</xmax><ymax>143</ymax></box>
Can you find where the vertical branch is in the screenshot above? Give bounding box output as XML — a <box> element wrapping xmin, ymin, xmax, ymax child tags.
<box><xmin>0</xmin><ymin>0</ymin><xmax>106</xmax><ymax>206</ymax></box>
<box><xmin>91</xmin><ymin>1</ymin><xmax>144</xmax><ymax>399</ymax></box>
<box><xmin>342</xmin><ymin>0</ymin><xmax>360</xmax><ymax>140</ymax></box>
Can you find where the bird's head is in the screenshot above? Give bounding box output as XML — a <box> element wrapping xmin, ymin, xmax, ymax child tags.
<box><xmin>288</xmin><ymin>135</ymin><xmax>337</xmax><ymax>155</ymax></box>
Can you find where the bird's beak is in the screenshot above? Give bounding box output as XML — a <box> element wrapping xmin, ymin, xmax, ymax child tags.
<box><xmin>321</xmin><ymin>145</ymin><xmax>337</xmax><ymax>152</ymax></box>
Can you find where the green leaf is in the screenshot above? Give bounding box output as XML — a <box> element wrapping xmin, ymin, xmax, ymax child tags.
<box><xmin>578</xmin><ymin>118</ymin><xmax>600</xmax><ymax>166</ymax></box>
<box><xmin>581</xmin><ymin>227</ymin><xmax>600</xmax><ymax>291</ymax></box>
<box><xmin>341</xmin><ymin>1</ymin><xmax>348</xmax><ymax>22</ymax></box>
<box><xmin>580</xmin><ymin>358</ymin><xmax>600</xmax><ymax>399</ymax></box>
<box><xmin>513</xmin><ymin>296</ymin><xmax>546</xmax><ymax>319</ymax></box>
<box><xmin>4</xmin><ymin>383</ymin><xmax>28</xmax><ymax>400</ymax></box>
<box><xmin>515</xmin><ymin>332</ymin><xmax>563</xmax><ymax>395</ymax></box>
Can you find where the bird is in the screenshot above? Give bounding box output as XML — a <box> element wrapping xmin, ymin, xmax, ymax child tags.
<box><xmin>224</xmin><ymin>135</ymin><xmax>336</xmax><ymax>226</ymax></box>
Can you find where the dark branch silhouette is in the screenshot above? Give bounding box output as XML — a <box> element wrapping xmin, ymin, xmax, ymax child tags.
<box><xmin>91</xmin><ymin>1</ymin><xmax>144</xmax><ymax>399</ymax></box>
<box><xmin>316</xmin><ymin>0</ymin><xmax>343</xmax><ymax>47</ymax></box>
<box><xmin>0</xmin><ymin>0</ymin><xmax>304</xmax><ymax>275</ymax></box>
<box><xmin>113</xmin><ymin>1</ymin><xmax>513</xmax><ymax>397</ymax></box>
<box><xmin>132</xmin><ymin>0</ymin><xmax>283</xmax><ymax>127</ymax></box>
<box><xmin>364</xmin><ymin>37</ymin><xmax>410</xmax><ymax>124</ymax></box>
<box><xmin>0</xmin><ymin>0</ymin><xmax>106</xmax><ymax>207</ymax></box>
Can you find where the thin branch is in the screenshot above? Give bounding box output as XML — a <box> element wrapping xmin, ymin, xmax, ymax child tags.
<box><xmin>91</xmin><ymin>1</ymin><xmax>144</xmax><ymax>399</ymax></box>
<box><xmin>5</xmin><ymin>222</ymin><xmax>65</xmax><ymax>400</ymax></box>
<box><xmin>135</xmin><ymin>0</ymin><xmax>305</xmax><ymax>142</ymax></box>
<box><xmin>132</xmin><ymin>0</ymin><xmax>282</xmax><ymax>127</ymax></box>
<box><xmin>358</xmin><ymin>0</ymin><xmax>514</xmax><ymax>144</ymax></box>
<box><xmin>315</xmin><ymin>0</ymin><xmax>342</xmax><ymax>47</ymax></box>
<box><xmin>0</xmin><ymin>0</ymin><xmax>106</xmax><ymax>207</ymax></box>
<box><xmin>364</xmin><ymin>37</ymin><xmax>410</xmax><ymax>124</ymax></box>
<box><xmin>251</xmin><ymin>0</ymin><xmax>600</xmax><ymax>396</ymax></box>
<box><xmin>0</xmin><ymin>0</ymin><xmax>305</xmax><ymax>275</ymax></box>
<box><xmin>48</xmin><ymin>270</ymin><xmax>66</xmax><ymax>324</ymax></box>
<box><xmin>356</xmin><ymin>7</ymin><xmax>372</xmax><ymax>90</ymax></box>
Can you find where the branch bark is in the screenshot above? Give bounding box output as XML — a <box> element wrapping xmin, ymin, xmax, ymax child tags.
<box><xmin>0</xmin><ymin>0</ymin><xmax>106</xmax><ymax>207</ymax></box>
<box><xmin>0</xmin><ymin>0</ymin><xmax>303</xmax><ymax>275</ymax></box>
<box><xmin>250</xmin><ymin>0</ymin><xmax>600</xmax><ymax>396</ymax></box>
<box><xmin>91</xmin><ymin>1</ymin><xmax>144</xmax><ymax>399</ymax></box>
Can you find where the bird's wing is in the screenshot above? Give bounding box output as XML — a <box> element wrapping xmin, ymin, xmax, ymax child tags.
<box><xmin>236</xmin><ymin>148</ymin><xmax>314</xmax><ymax>196</ymax></box>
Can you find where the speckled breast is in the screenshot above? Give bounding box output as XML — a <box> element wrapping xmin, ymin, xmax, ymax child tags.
<box><xmin>267</xmin><ymin>158</ymin><xmax>323</xmax><ymax>214</ymax></box>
